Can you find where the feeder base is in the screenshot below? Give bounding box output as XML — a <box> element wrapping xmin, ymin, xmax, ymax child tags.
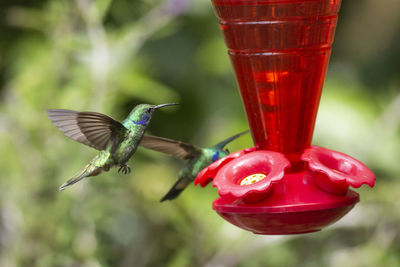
<box><xmin>215</xmin><ymin>204</ymin><xmax>356</xmax><ymax>235</ymax></box>
<box><xmin>212</xmin><ymin>171</ymin><xmax>360</xmax><ymax>235</ymax></box>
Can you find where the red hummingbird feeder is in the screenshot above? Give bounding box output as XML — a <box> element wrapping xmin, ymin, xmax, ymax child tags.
<box><xmin>194</xmin><ymin>0</ymin><xmax>375</xmax><ymax>234</ymax></box>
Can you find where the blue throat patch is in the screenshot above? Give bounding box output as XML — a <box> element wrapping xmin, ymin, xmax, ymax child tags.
<box><xmin>131</xmin><ymin>119</ymin><xmax>148</xmax><ymax>126</ymax></box>
<box><xmin>211</xmin><ymin>151</ymin><xmax>220</xmax><ymax>162</ymax></box>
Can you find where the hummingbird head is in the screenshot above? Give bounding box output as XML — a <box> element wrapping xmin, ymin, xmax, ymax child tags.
<box><xmin>211</xmin><ymin>148</ymin><xmax>230</xmax><ymax>163</ymax></box>
<box><xmin>127</xmin><ymin>103</ymin><xmax>179</xmax><ymax>126</ymax></box>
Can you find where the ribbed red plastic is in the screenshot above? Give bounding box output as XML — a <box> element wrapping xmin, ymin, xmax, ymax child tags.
<box><xmin>212</xmin><ymin>0</ymin><xmax>341</xmax><ymax>164</ymax></box>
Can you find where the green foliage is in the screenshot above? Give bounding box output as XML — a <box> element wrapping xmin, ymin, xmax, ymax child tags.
<box><xmin>0</xmin><ymin>0</ymin><xmax>399</xmax><ymax>266</ymax></box>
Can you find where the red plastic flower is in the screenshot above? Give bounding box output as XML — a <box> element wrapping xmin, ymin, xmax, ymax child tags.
<box><xmin>212</xmin><ymin>150</ymin><xmax>290</xmax><ymax>201</ymax></box>
<box><xmin>302</xmin><ymin>146</ymin><xmax>375</xmax><ymax>194</ymax></box>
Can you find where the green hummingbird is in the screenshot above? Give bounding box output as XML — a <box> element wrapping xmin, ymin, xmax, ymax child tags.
<box><xmin>47</xmin><ymin>103</ymin><xmax>178</xmax><ymax>190</ymax></box>
<box><xmin>139</xmin><ymin>130</ymin><xmax>249</xmax><ymax>201</ymax></box>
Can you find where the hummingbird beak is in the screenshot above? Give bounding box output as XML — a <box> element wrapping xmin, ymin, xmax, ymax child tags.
<box><xmin>153</xmin><ymin>103</ymin><xmax>179</xmax><ymax>110</ymax></box>
<box><xmin>213</xmin><ymin>130</ymin><xmax>250</xmax><ymax>149</ymax></box>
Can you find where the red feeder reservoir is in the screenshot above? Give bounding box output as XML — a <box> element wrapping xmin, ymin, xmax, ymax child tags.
<box><xmin>194</xmin><ymin>0</ymin><xmax>376</xmax><ymax>234</ymax></box>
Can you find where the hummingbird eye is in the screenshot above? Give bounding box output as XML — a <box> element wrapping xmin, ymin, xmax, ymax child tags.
<box><xmin>225</xmin><ymin>149</ymin><xmax>230</xmax><ymax>154</ymax></box>
<box><xmin>146</xmin><ymin>108</ymin><xmax>152</xmax><ymax>113</ymax></box>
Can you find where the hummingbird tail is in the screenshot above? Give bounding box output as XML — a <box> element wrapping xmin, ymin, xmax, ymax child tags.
<box><xmin>59</xmin><ymin>163</ymin><xmax>102</xmax><ymax>191</ymax></box>
<box><xmin>160</xmin><ymin>179</ymin><xmax>190</xmax><ymax>202</ymax></box>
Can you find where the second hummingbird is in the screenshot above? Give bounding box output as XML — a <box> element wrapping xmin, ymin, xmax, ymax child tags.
<box><xmin>140</xmin><ymin>130</ymin><xmax>249</xmax><ymax>201</ymax></box>
<box><xmin>47</xmin><ymin>103</ymin><xmax>179</xmax><ymax>190</ymax></box>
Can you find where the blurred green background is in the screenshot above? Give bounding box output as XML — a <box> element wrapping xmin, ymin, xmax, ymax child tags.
<box><xmin>0</xmin><ymin>0</ymin><xmax>399</xmax><ymax>266</ymax></box>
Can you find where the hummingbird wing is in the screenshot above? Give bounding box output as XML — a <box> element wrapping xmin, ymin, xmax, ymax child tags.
<box><xmin>140</xmin><ymin>135</ymin><xmax>201</xmax><ymax>160</ymax></box>
<box><xmin>47</xmin><ymin>109</ymin><xmax>127</xmax><ymax>151</ymax></box>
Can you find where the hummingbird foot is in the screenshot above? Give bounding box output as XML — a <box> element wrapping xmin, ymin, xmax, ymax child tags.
<box><xmin>118</xmin><ymin>164</ymin><xmax>131</xmax><ymax>175</ymax></box>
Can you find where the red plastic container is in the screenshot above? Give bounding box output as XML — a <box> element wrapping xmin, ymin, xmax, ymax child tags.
<box><xmin>194</xmin><ymin>0</ymin><xmax>376</xmax><ymax>235</ymax></box>
<box><xmin>214</xmin><ymin>0</ymin><xmax>340</xmax><ymax>164</ymax></box>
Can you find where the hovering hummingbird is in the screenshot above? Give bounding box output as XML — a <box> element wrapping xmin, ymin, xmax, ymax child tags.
<box><xmin>47</xmin><ymin>103</ymin><xmax>179</xmax><ymax>190</ymax></box>
<box><xmin>140</xmin><ymin>130</ymin><xmax>249</xmax><ymax>201</ymax></box>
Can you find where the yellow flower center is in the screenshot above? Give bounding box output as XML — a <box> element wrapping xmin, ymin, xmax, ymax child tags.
<box><xmin>240</xmin><ymin>173</ymin><xmax>266</xmax><ymax>186</ymax></box>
